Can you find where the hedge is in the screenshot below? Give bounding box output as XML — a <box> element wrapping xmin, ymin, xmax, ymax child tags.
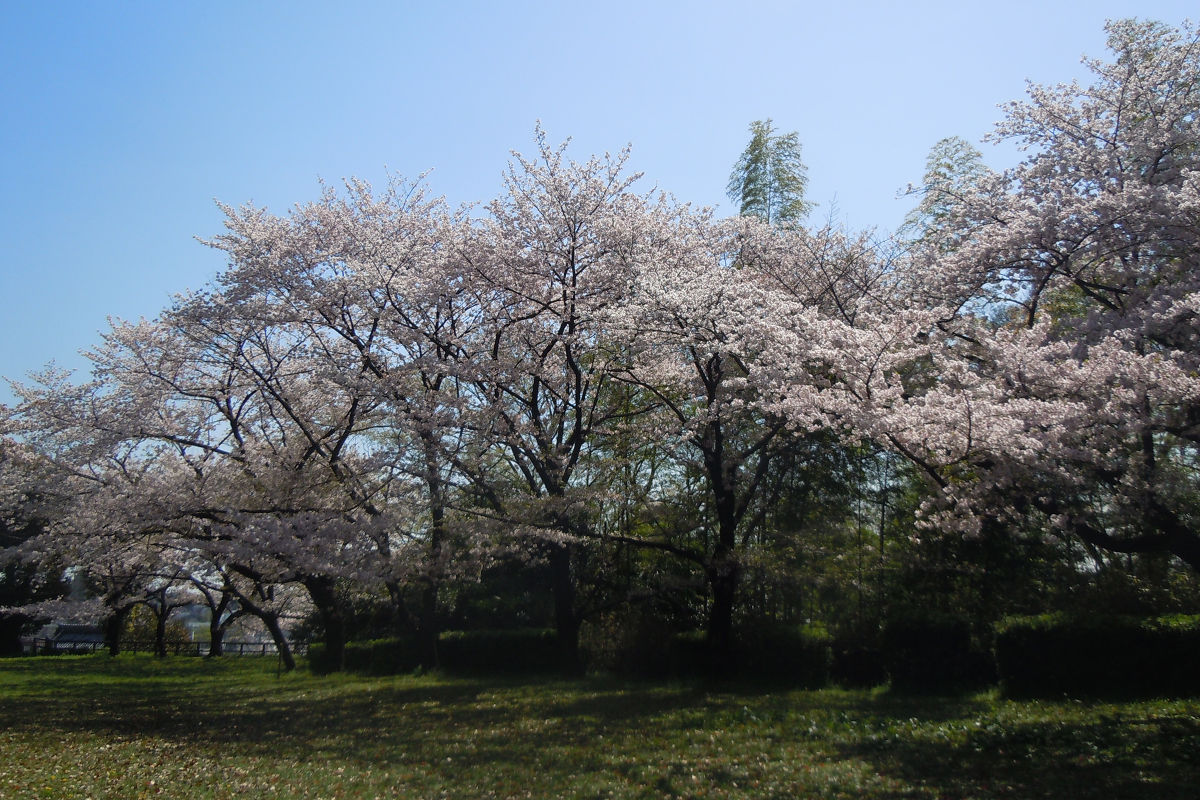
<box><xmin>308</xmin><ymin>636</ymin><xmax>422</xmax><ymax>675</ymax></box>
<box><xmin>662</xmin><ymin>625</ymin><xmax>832</xmax><ymax>685</ymax></box>
<box><xmin>881</xmin><ymin>614</ymin><xmax>995</xmax><ymax>693</ymax></box>
<box><xmin>436</xmin><ymin>628</ymin><xmax>562</xmax><ymax>675</ymax></box>
<box><xmin>994</xmin><ymin>613</ymin><xmax>1200</xmax><ymax>698</ymax></box>
<box><xmin>736</xmin><ymin>624</ymin><xmax>832</xmax><ymax>686</ymax></box>
<box><xmin>310</xmin><ymin>628</ymin><xmax>563</xmax><ymax>676</ymax></box>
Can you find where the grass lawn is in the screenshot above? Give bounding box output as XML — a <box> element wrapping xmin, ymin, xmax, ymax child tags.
<box><xmin>0</xmin><ymin>655</ymin><xmax>1197</xmax><ymax>799</ymax></box>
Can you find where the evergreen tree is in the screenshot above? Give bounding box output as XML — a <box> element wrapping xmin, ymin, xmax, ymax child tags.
<box><xmin>900</xmin><ymin>135</ymin><xmax>991</xmax><ymax>249</ymax></box>
<box><xmin>727</xmin><ymin>119</ymin><xmax>810</xmax><ymax>225</ymax></box>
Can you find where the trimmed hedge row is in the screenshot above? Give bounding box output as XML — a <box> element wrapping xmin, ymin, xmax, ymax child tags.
<box><xmin>666</xmin><ymin>625</ymin><xmax>832</xmax><ymax>685</ymax></box>
<box><xmin>995</xmin><ymin>613</ymin><xmax>1200</xmax><ymax>698</ymax></box>
<box><xmin>308</xmin><ymin>637</ymin><xmax>417</xmax><ymax>675</ymax></box>
<box><xmin>438</xmin><ymin>628</ymin><xmax>562</xmax><ymax>675</ymax></box>
<box><xmin>310</xmin><ymin>625</ymin><xmax>832</xmax><ymax>684</ymax></box>
<box><xmin>308</xmin><ymin>614</ymin><xmax>1200</xmax><ymax>698</ymax></box>
<box><xmin>309</xmin><ymin>628</ymin><xmax>562</xmax><ymax>676</ymax></box>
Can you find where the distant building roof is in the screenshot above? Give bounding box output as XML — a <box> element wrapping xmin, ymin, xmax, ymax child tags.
<box><xmin>47</xmin><ymin>623</ymin><xmax>105</xmax><ymax>643</ymax></box>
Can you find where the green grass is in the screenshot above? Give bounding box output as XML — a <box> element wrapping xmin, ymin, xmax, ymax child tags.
<box><xmin>1</xmin><ymin>656</ymin><xmax>1198</xmax><ymax>799</ymax></box>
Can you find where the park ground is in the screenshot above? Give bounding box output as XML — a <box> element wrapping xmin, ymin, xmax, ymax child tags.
<box><xmin>0</xmin><ymin>656</ymin><xmax>1198</xmax><ymax>799</ymax></box>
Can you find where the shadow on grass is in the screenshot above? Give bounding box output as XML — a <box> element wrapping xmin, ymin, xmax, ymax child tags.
<box><xmin>0</xmin><ymin>656</ymin><xmax>712</xmax><ymax>771</ymax></box>
<box><xmin>4</xmin><ymin>656</ymin><xmax>1200</xmax><ymax>799</ymax></box>
<box><xmin>833</xmin><ymin>700</ymin><xmax>1200</xmax><ymax>800</ymax></box>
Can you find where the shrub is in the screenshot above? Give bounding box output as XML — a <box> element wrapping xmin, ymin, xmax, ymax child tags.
<box><xmin>665</xmin><ymin>630</ymin><xmax>712</xmax><ymax>678</ymax></box>
<box><xmin>830</xmin><ymin>640</ymin><xmax>888</xmax><ymax>689</ymax></box>
<box><xmin>995</xmin><ymin>613</ymin><xmax>1200</xmax><ymax>698</ymax></box>
<box><xmin>307</xmin><ymin>637</ymin><xmax>422</xmax><ymax>676</ymax></box>
<box><xmin>581</xmin><ymin>612</ymin><xmax>670</xmax><ymax>678</ymax></box>
<box><xmin>659</xmin><ymin>626</ymin><xmax>832</xmax><ymax>685</ymax></box>
<box><xmin>310</xmin><ymin>630</ymin><xmax>564</xmax><ymax>676</ymax></box>
<box><xmin>437</xmin><ymin>628</ymin><xmax>561</xmax><ymax>675</ymax></box>
<box><xmin>737</xmin><ymin>624</ymin><xmax>832</xmax><ymax>687</ymax></box>
<box><xmin>306</xmin><ymin>642</ymin><xmax>334</xmax><ymax>674</ymax></box>
<box><xmin>881</xmin><ymin>614</ymin><xmax>995</xmax><ymax>693</ymax></box>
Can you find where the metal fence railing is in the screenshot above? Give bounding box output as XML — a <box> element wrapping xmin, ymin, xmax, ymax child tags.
<box><xmin>18</xmin><ymin>638</ymin><xmax>308</xmax><ymax>657</ymax></box>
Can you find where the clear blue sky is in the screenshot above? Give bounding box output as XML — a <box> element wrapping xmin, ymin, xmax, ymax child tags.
<box><xmin>1</xmin><ymin>1</ymin><xmax>1194</xmax><ymax>404</ymax></box>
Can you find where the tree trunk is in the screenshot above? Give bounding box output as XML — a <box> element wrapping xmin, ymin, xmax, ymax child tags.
<box><xmin>416</xmin><ymin>599</ymin><xmax>439</xmax><ymax>670</ymax></box>
<box><xmin>191</xmin><ymin>578</ymin><xmax>232</xmax><ymax>658</ymax></box>
<box><xmin>154</xmin><ymin>604</ymin><xmax>168</xmax><ymax>658</ymax></box>
<box><xmin>418</xmin><ymin>436</ymin><xmax>445</xmax><ymax>668</ymax></box>
<box><xmin>702</xmin><ymin>425</ymin><xmax>743</xmax><ymax>675</ymax></box>
<box><xmin>208</xmin><ymin>617</ymin><xmax>225</xmax><ymax>657</ymax></box>
<box><xmin>550</xmin><ymin>541</ymin><xmax>582</xmax><ymax>674</ymax></box>
<box><xmin>227</xmin><ymin>582</ymin><xmax>295</xmax><ymax>671</ymax></box>
<box><xmin>305</xmin><ymin>576</ymin><xmax>347</xmax><ymax>672</ymax></box>
<box><xmin>260</xmin><ymin>610</ymin><xmax>295</xmax><ymax>672</ymax></box>
<box><xmin>103</xmin><ymin>604</ymin><xmax>133</xmax><ymax>657</ymax></box>
<box><xmin>706</xmin><ymin>554</ymin><xmax>740</xmax><ymax>676</ymax></box>
<box><xmin>206</xmin><ymin>590</ymin><xmax>233</xmax><ymax>657</ymax></box>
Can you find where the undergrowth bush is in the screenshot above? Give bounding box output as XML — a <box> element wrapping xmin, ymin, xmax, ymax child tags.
<box><xmin>308</xmin><ymin>637</ymin><xmax>420</xmax><ymax>675</ymax></box>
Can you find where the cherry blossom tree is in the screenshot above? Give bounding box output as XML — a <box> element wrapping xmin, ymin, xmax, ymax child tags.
<box><xmin>926</xmin><ymin>20</ymin><xmax>1199</xmax><ymax>568</ymax></box>
<box><xmin>5</xmin><ymin>288</ymin><xmax>392</xmax><ymax>668</ymax></box>
<box><xmin>602</xmin><ymin>209</ymin><xmax>893</xmax><ymax>659</ymax></box>
<box><xmin>9</xmin><ymin>20</ymin><xmax>1197</xmax><ymax>677</ymax></box>
<box><xmin>2</xmin><ymin>370</ymin><xmax>170</xmax><ymax>653</ymax></box>
<box><xmin>762</xmin><ymin>19</ymin><xmax>1200</xmax><ymax>574</ymax></box>
<box><xmin>205</xmin><ymin>175</ymin><xmax>490</xmax><ymax>667</ymax></box>
<box><xmin>446</xmin><ymin>131</ymin><xmax>680</xmax><ymax>669</ymax></box>
<box><xmin>0</xmin><ymin>435</ymin><xmax>72</xmax><ymax>652</ymax></box>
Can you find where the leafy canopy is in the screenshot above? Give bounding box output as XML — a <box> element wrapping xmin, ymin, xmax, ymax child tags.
<box><xmin>727</xmin><ymin>119</ymin><xmax>810</xmax><ymax>226</ymax></box>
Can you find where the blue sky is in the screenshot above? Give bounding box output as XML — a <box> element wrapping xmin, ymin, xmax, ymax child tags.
<box><xmin>1</xmin><ymin>1</ymin><xmax>1195</xmax><ymax>403</ymax></box>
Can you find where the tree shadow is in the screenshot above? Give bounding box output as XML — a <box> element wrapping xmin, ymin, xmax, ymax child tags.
<box><xmin>5</xmin><ymin>658</ymin><xmax>1199</xmax><ymax>799</ymax></box>
<box><xmin>836</xmin><ymin>709</ymin><xmax>1200</xmax><ymax>799</ymax></box>
<box><xmin>0</xmin><ymin>663</ymin><xmax>708</xmax><ymax>772</ymax></box>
